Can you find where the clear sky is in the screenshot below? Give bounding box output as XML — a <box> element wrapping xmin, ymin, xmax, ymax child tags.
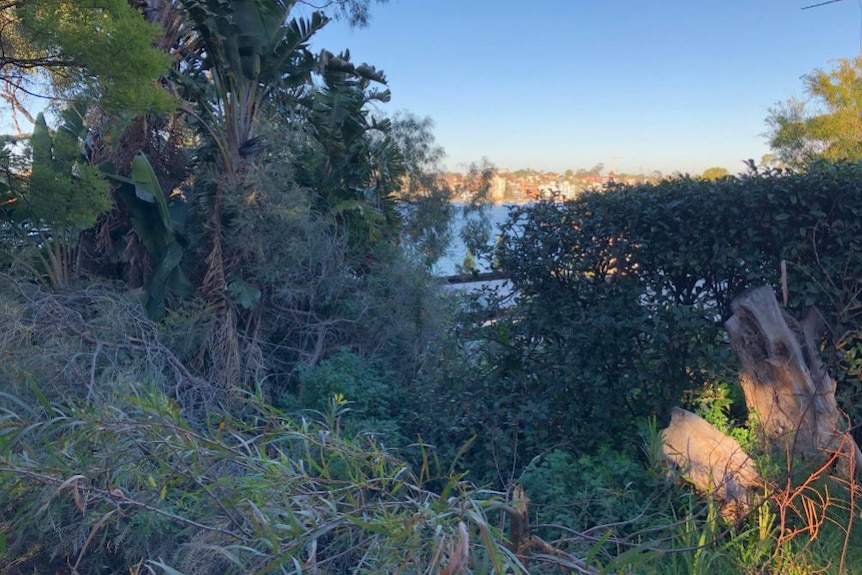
<box><xmin>308</xmin><ymin>0</ymin><xmax>862</xmax><ymax>175</ymax></box>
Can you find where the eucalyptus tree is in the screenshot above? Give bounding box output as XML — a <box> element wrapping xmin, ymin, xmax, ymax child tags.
<box><xmin>767</xmin><ymin>56</ymin><xmax>862</xmax><ymax>168</ymax></box>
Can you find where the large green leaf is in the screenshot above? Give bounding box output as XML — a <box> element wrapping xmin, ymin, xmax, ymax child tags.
<box><xmin>144</xmin><ymin>241</ymin><xmax>192</xmax><ymax>319</ymax></box>
<box><xmin>112</xmin><ymin>160</ymin><xmax>170</xmax><ymax>257</ymax></box>
<box><xmin>111</xmin><ymin>153</ymin><xmax>191</xmax><ymax>318</ymax></box>
<box><xmin>226</xmin><ymin>277</ymin><xmax>261</xmax><ymax>310</ymax></box>
<box><xmin>30</xmin><ymin>114</ymin><xmax>52</xmax><ymax>180</ymax></box>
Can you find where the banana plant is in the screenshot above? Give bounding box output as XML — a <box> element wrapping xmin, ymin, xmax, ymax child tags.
<box><xmin>178</xmin><ymin>0</ymin><xmax>326</xmax><ymax>177</ymax></box>
<box><xmin>20</xmin><ymin>108</ymin><xmax>111</xmax><ymax>289</ymax></box>
<box><xmin>298</xmin><ymin>50</ymin><xmax>406</xmax><ymax>253</ymax></box>
<box><xmin>153</xmin><ymin>0</ymin><xmax>332</xmax><ymax>386</ymax></box>
<box><xmin>110</xmin><ymin>153</ymin><xmax>193</xmax><ymax>318</ymax></box>
<box><xmin>176</xmin><ymin>0</ymin><xmax>327</xmax><ymax>301</ymax></box>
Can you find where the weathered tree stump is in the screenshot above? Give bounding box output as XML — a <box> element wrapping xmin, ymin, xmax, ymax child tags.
<box><xmin>662</xmin><ymin>286</ymin><xmax>862</xmax><ymax>517</ymax></box>
<box><xmin>725</xmin><ymin>286</ymin><xmax>861</xmax><ymax>476</ymax></box>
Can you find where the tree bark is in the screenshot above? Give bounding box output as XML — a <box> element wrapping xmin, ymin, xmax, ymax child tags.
<box><xmin>662</xmin><ymin>286</ymin><xmax>862</xmax><ymax>517</ymax></box>
<box><xmin>725</xmin><ymin>286</ymin><xmax>861</xmax><ymax>476</ymax></box>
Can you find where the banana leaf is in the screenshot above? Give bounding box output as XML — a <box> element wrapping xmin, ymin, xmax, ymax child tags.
<box><xmin>110</xmin><ymin>153</ymin><xmax>192</xmax><ymax>318</ymax></box>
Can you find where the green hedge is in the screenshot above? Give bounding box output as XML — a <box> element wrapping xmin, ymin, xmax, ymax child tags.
<box><xmin>489</xmin><ymin>161</ymin><xmax>862</xmax><ymax>453</ymax></box>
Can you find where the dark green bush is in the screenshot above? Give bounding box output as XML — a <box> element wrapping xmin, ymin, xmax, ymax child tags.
<box><xmin>489</xmin><ymin>161</ymin><xmax>862</xmax><ymax>457</ymax></box>
<box><xmin>521</xmin><ymin>448</ymin><xmax>661</xmax><ymax>534</ymax></box>
<box><xmin>290</xmin><ymin>348</ymin><xmax>406</xmax><ymax>440</ymax></box>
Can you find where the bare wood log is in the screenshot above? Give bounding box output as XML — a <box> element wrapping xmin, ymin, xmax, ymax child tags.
<box><xmin>661</xmin><ymin>407</ymin><xmax>762</xmax><ymax>519</ymax></box>
<box><xmin>724</xmin><ymin>286</ymin><xmax>861</xmax><ymax>476</ymax></box>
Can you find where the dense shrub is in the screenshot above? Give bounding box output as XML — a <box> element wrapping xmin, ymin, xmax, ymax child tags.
<box><xmin>521</xmin><ymin>448</ymin><xmax>663</xmax><ymax>536</ymax></box>
<box><xmin>288</xmin><ymin>348</ymin><xmax>405</xmax><ymax>440</ymax></box>
<box><xmin>401</xmin><ymin>291</ymin><xmax>559</xmax><ymax>488</ymax></box>
<box><xmin>483</xmin><ymin>161</ymin><xmax>862</xmax><ymax>458</ymax></box>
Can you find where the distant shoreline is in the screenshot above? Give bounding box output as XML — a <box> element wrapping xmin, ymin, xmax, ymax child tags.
<box><xmin>450</xmin><ymin>198</ymin><xmax>534</xmax><ymax>205</ymax></box>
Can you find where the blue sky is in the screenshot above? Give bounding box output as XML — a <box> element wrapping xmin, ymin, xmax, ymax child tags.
<box><xmin>308</xmin><ymin>0</ymin><xmax>861</xmax><ymax>175</ymax></box>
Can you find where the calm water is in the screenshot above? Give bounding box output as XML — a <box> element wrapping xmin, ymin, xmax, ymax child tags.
<box><xmin>433</xmin><ymin>203</ymin><xmax>516</xmax><ymax>277</ymax></box>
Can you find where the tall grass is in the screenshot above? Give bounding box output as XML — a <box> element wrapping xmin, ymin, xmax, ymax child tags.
<box><xmin>0</xmin><ymin>386</ymin><xmax>524</xmax><ymax>574</ymax></box>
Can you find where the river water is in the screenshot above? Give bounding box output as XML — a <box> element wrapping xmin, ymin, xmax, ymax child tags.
<box><xmin>433</xmin><ymin>203</ymin><xmax>516</xmax><ymax>277</ymax></box>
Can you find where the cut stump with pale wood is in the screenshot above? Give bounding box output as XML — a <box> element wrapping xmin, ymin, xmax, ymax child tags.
<box><xmin>662</xmin><ymin>286</ymin><xmax>862</xmax><ymax>518</ymax></box>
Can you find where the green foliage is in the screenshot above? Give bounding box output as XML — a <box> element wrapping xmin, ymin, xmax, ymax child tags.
<box><xmin>321</xmin><ymin>0</ymin><xmax>390</xmax><ymax>27</ymax></box>
<box><xmin>689</xmin><ymin>380</ymin><xmax>757</xmax><ymax>452</ymax></box>
<box><xmin>293</xmin><ymin>348</ymin><xmax>401</xmax><ymax>436</ymax></box>
<box><xmin>218</xmin><ymin>147</ymin><xmax>451</xmax><ymax>396</ymax></box>
<box><xmin>176</xmin><ymin>0</ymin><xmax>329</xmax><ymax>387</ymax></box>
<box><xmin>389</xmin><ymin>112</ymin><xmax>454</xmax><ymax>268</ymax></box>
<box><xmin>490</xmin><ymin>162</ymin><xmax>862</xmax><ymax>458</ymax></box>
<box><xmin>457</xmin><ymin>248</ymin><xmax>479</xmax><ymax>275</ymax></box>
<box><xmin>521</xmin><ymin>449</ymin><xmax>660</xmax><ymax>538</ymax></box>
<box><xmin>15</xmin><ymin>0</ymin><xmax>174</xmax><ymax>113</ymax></box>
<box><xmin>27</xmin><ymin>111</ymin><xmax>110</xmax><ymax>231</ymax></box>
<box><xmin>0</xmin><ymin>384</ymin><xmax>523</xmax><ymax>574</ymax></box>
<box><xmin>767</xmin><ymin>56</ymin><xmax>862</xmax><ymax>168</ymax></box>
<box><xmin>402</xmin><ymin>306</ymin><xmax>559</xmax><ymax>488</ymax></box>
<box><xmin>111</xmin><ymin>153</ymin><xmax>192</xmax><ymax>318</ymax></box>
<box><xmin>4</xmin><ymin>109</ymin><xmax>110</xmax><ymax>288</ymax></box>
<box><xmin>295</xmin><ymin>49</ymin><xmax>405</xmax><ymax>258</ymax></box>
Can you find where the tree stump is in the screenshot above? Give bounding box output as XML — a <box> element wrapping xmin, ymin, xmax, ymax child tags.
<box><xmin>662</xmin><ymin>286</ymin><xmax>862</xmax><ymax>517</ymax></box>
<box><xmin>725</xmin><ymin>286</ymin><xmax>861</xmax><ymax>476</ymax></box>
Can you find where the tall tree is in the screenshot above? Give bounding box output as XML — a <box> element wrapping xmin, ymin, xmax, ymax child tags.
<box><xmin>766</xmin><ymin>56</ymin><xmax>862</xmax><ymax>168</ymax></box>
<box><xmin>2</xmin><ymin>0</ymin><xmax>174</xmax><ymax>116</ymax></box>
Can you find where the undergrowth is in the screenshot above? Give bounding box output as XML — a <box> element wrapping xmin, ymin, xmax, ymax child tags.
<box><xmin>0</xmin><ymin>387</ymin><xmax>524</xmax><ymax>574</ymax></box>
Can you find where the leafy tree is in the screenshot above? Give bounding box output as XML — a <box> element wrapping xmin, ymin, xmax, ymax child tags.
<box><xmin>766</xmin><ymin>56</ymin><xmax>862</xmax><ymax>168</ymax></box>
<box><xmin>2</xmin><ymin>109</ymin><xmax>110</xmax><ymax>288</ymax></box>
<box><xmin>389</xmin><ymin>112</ymin><xmax>454</xmax><ymax>268</ymax></box>
<box><xmin>6</xmin><ymin>0</ymin><xmax>174</xmax><ymax>115</ymax></box>
<box><xmin>297</xmin><ymin>49</ymin><xmax>400</xmax><ymax>253</ymax></box>
<box><xmin>701</xmin><ymin>166</ymin><xmax>729</xmax><ymax>179</ymax></box>
<box><xmin>165</xmin><ymin>0</ymin><xmax>329</xmax><ymax>387</ymax></box>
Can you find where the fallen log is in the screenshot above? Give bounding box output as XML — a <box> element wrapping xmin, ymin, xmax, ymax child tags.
<box><xmin>661</xmin><ymin>407</ymin><xmax>762</xmax><ymax>519</ymax></box>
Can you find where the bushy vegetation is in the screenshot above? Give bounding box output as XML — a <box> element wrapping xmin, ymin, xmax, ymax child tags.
<box><xmin>489</xmin><ymin>161</ymin><xmax>862</xmax><ymax>447</ymax></box>
<box><xmin>0</xmin><ymin>383</ymin><xmax>523</xmax><ymax>574</ymax></box>
<box><xmin>3</xmin><ymin>1</ymin><xmax>862</xmax><ymax>573</ymax></box>
<box><xmin>398</xmin><ymin>162</ymin><xmax>862</xmax><ymax>572</ymax></box>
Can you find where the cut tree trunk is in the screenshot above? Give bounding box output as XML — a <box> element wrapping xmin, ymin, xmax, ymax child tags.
<box><xmin>662</xmin><ymin>286</ymin><xmax>861</xmax><ymax>518</ymax></box>
<box><xmin>725</xmin><ymin>286</ymin><xmax>861</xmax><ymax>477</ymax></box>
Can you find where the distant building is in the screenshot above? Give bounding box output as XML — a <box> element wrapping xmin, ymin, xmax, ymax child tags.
<box><xmin>560</xmin><ymin>180</ymin><xmax>576</xmax><ymax>200</ymax></box>
<box><xmin>490</xmin><ymin>175</ymin><xmax>506</xmax><ymax>201</ymax></box>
